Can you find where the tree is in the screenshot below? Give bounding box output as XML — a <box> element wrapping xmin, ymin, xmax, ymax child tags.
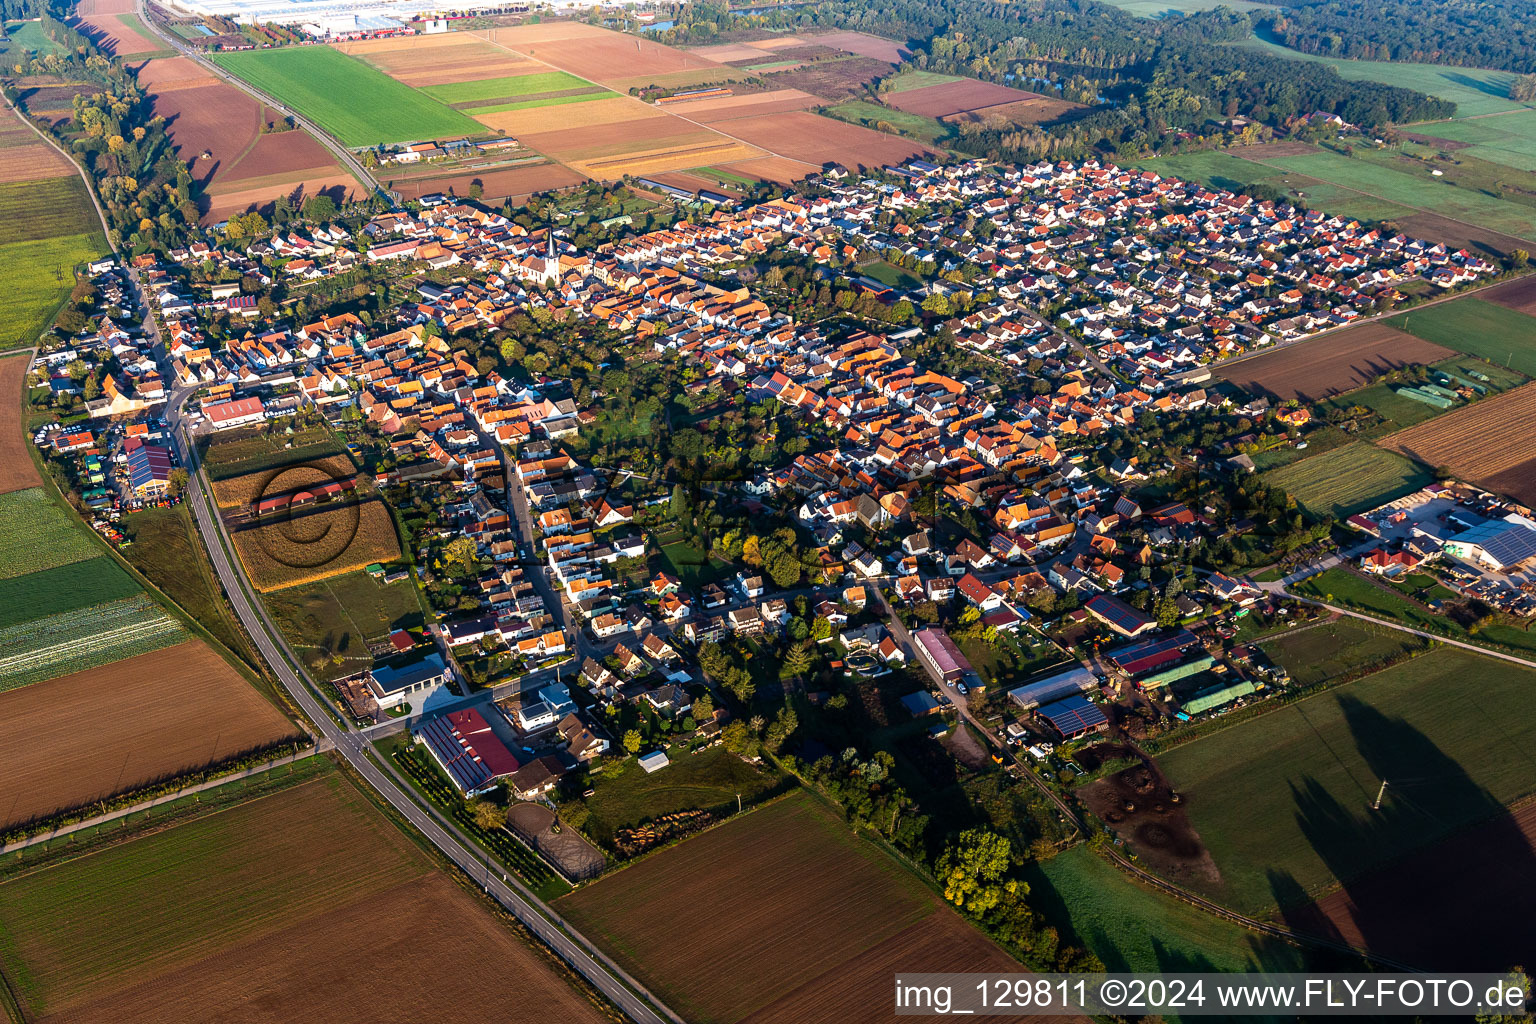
<box><xmin>301</xmin><ymin>194</ymin><xmax>335</xmax><ymax>222</ymax></box>
<box><xmin>470</xmin><ymin>799</ymin><xmax>504</xmax><ymax>831</ymax></box>
<box><xmin>782</xmin><ymin>640</ymin><xmax>813</xmax><ymax>677</ymax></box>
<box><xmin>721</xmin><ymin>719</ymin><xmax>759</xmax><ymax>757</ymax></box>
<box><xmin>622</xmin><ymin>729</ymin><xmax>642</xmax><ymax>755</ymax></box>
<box><xmin>167</xmin><ymin>467</ymin><xmax>189</xmax><ymax>497</ymax></box>
<box><xmin>765</xmin><ymin>548</ymin><xmax>801</xmax><ymax>588</ymax></box>
<box><xmin>1511</xmin><ymin>248</ymin><xmax>1530</xmax><ymax>268</ymax></box>
<box><xmin>937</xmin><ymin>829</ymin><xmax>1022</xmax><ymax>916</ymax></box>
<box><xmin>921</xmin><ymin>292</ymin><xmax>951</xmax><ymax>316</ymax></box>
<box><xmin>692</xmin><ymin>692</ymin><xmax>714</xmax><ymax>722</ymax></box>
<box><xmin>82</xmin><ymin>375</ymin><xmax>100</xmax><ymax>401</ymax></box>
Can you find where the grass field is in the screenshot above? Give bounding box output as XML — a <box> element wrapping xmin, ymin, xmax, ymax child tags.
<box><xmin>210</xmin><ymin>46</ymin><xmax>483</xmax><ymax>146</ymax></box>
<box><xmin>0</xmin><ymin>232</ymin><xmax>104</xmax><ymax>350</ymax></box>
<box><xmin>882</xmin><ymin>69</ymin><xmax>961</xmax><ymax>93</ymax></box>
<box><xmin>468</xmin><ymin>92</ymin><xmax>617</xmax><ymax>115</ymax></box>
<box><xmin>0</xmin><ymin>487</ymin><xmax>102</xmax><ymax>578</ymax></box>
<box><xmin>121</xmin><ymin>504</ymin><xmax>251</xmax><ymax>662</ymax></box>
<box><xmin>0</xmin><ymin>177</ymin><xmax>97</xmax><ymax>246</ymax></box>
<box><xmin>824</xmin><ymin>100</ymin><xmax>950</xmax><ymax>144</ymax></box>
<box><xmin>1157</xmin><ymin>647</ymin><xmax>1536</xmax><ymax>913</ymax></box>
<box><xmin>1259</xmin><ymin>618</ymin><xmax>1425</xmax><ymax>687</ymax></box>
<box><xmin>423</xmin><ymin>70</ymin><xmax>592</xmax><ymax>103</ymax></box>
<box><xmin>5</xmin><ymin>19</ymin><xmax>66</xmax><ymax>56</ymax></box>
<box><xmin>266</xmin><ymin>568</ymin><xmax>425</xmax><ymax>678</ymax></box>
<box><xmin>1411</xmin><ymin>109</ymin><xmax>1536</xmax><ymax>171</ymax></box>
<box><xmin>1385</xmin><ymin>297</ymin><xmax>1536</xmax><ymax>377</ymax></box>
<box><xmin>0</xmin><ymin>553</ymin><xmax>138</xmax><ymax>629</ymax></box>
<box><xmin>573</xmin><ymin>746</ymin><xmax>783</xmax><ymax>848</ymax></box>
<box><xmin>1132</xmin><ymin>150</ymin><xmax>1416</xmax><ymax>223</ymax></box>
<box><xmin>1024</xmin><ymin>847</ymin><xmax>1306</xmax><ymax>973</ymax></box>
<box><xmin>1263</xmin><ymin>441</ymin><xmax>1432</xmax><ymax>518</ymax></box>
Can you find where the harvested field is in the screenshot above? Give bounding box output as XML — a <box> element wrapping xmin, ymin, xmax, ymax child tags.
<box><xmin>1216</xmin><ymin>323</ymin><xmax>1456</xmax><ymax>401</ymax></box>
<box><xmin>673</xmin><ymin>88</ymin><xmax>820</xmax><ymax>122</ymax></box>
<box><xmin>801</xmin><ymin>30</ymin><xmax>910</xmax><ymax>63</ymax></box>
<box><xmin>337</xmin><ymin>33</ymin><xmax>528</xmax><ymax>86</ymax></box>
<box><xmin>1231</xmin><ymin>140</ymin><xmax>1323</xmax><ymax>159</ymax></box>
<box><xmin>1397</xmin><ymin>211</ymin><xmax>1532</xmax><ymax>258</ymax></box>
<box><xmin>758</xmin><ymin>56</ymin><xmax>892</xmax><ymax>102</ymax></box>
<box><xmin>210</xmin><ymin>455</ymin><xmax>357</xmax><ymax>509</ymax></box>
<box><xmin>130</xmin><ymin>54</ymin><xmax>215</xmax><ymax>90</ymax></box>
<box><xmin>508</xmin><ymin>802</ymin><xmax>605</xmax><ymax>881</ymax></box>
<box><xmin>522</xmin><ymin>119</ymin><xmax>722</xmax><ymax>162</ymax></box>
<box><xmin>231</xmin><ymin>498</ymin><xmax>401</xmax><ymax>591</ymax></box>
<box><xmin>1378</xmin><ymin>381</ymin><xmax>1536</xmax><ymax>506</ymax></box>
<box><xmin>1287</xmin><ymin>800</ymin><xmax>1536</xmax><ymax>970</ymax></box>
<box><xmin>0</xmin><ymin>142</ymin><xmax>73</xmax><ymax>183</ymax></box>
<box><xmin>570</xmin><ymin>139</ymin><xmax>763</xmax><ymax>179</ymax></box>
<box><xmin>1480</xmin><ymin>273</ymin><xmax>1536</xmax><ymax>316</ymax></box>
<box><xmin>1265</xmin><ymin>441</ymin><xmax>1433</xmax><ymax>518</ymax></box>
<box><xmin>884</xmin><ymin>79</ymin><xmax>1042</xmax><ymax>118</ymax></box>
<box><xmin>472</xmin><ymin>94</ymin><xmax>663</xmax><ymax>134</ymax></box>
<box><xmin>479</xmin><ymin>22</ymin><xmax>730</xmax><ymax>87</ymax></box>
<box><xmin>75</xmin><ymin>12</ymin><xmax>159</xmax><ymax>55</ymax></box>
<box><xmin>712</xmin><ymin>155</ymin><xmax>815</xmax><ymax>184</ymax></box>
<box><xmin>694</xmin><ymin>110</ymin><xmax>931</xmax><ymax>171</ymax></box>
<box><xmin>559</xmin><ymin>791</ymin><xmax>1037</xmax><ymax>1024</ymax></box>
<box><xmin>690</xmin><ymin>42</ymin><xmax>772</xmax><ymax>64</ymax></box>
<box><xmin>388</xmin><ymin>160</ymin><xmax>586</xmax><ymax>202</ymax></box>
<box><xmin>0</xmin><ymin>354</ymin><xmax>40</xmax><ymax>495</ymax></box>
<box><xmin>941</xmin><ymin>96</ymin><xmax>1084</xmax><ymax>125</ymax></box>
<box><xmin>0</xmin><ymin>640</ymin><xmax>296</xmax><ymax>830</ymax></box>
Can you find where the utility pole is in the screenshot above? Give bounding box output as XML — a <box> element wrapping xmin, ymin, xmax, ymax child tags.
<box><xmin>1372</xmin><ymin>778</ymin><xmax>1388</xmax><ymax>811</ymax></box>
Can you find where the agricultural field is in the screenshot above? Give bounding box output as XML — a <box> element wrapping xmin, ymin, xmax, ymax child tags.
<box><xmin>1377</xmin><ymin>381</ymin><xmax>1536</xmax><ymax>506</ymax></box>
<box><xmin>1263</xmin><ymin>441</ymin><xmax>1433</xmax><ymax>518</ymax></box>
<box><xmin>878</xmin><ymin>69</ymin><xmax>1079</xmax><ymax>125</ymax></box>
<box><xmin>0</xmin><ymin>554</ymin><xmax>139</xmax><ymax>630</ymax></box>
<box><xmin>1259</xmin><ymin>618</ymin><xmax>1425</xmax><ymax>687</ymax></box>
<box><xmin>0</xmin><ymin>768</ymin><xmax>608</xmax><ymax>1023</ymax></box>
<box><xmin>0</xmin><ymin>593</ymin><xmax>188</xmax><ymax>692</ymax></box>
<box><xmin>209</xmin><ymin>453</ymin><xmax>357</xmax><ymax>508</ymax></box>
<box><xmin>1480</xmin><ymin>272</ymin><xmax>1536</xmax><ymax>316</ymax></box>
<box><xmin>210</xmin><ymin>46</ymin><xmax>483</xmax><ymax>147</ymax></box>
<box><xmin>0</xmin><ymin>176</ymin><xmax>102</xmax><ymax>246</ymax></box>
<box><xmin>200</xmin><ymin>420</ymin><xmax>346</xmax><ymax>480</ymax></box>
<box><xmin>1406</xmin><ymin>109</ymin><xmax>1536</xmax><ymax>172</ymax></box>
<box><xmin>4</xmin><ymin>19</ymin><xmax>67</xmax><ymax>57</ymax></box>
<box><xmin>385</xmin><ymin>158</ymin><xmax>587</xmax><ymax>204</ymax></box>
<box><xmin>120</xmin><ymin>504</ymin><xmax>254</xmax><ymax>664</ymax></box>
<box><xmin>421</xmin><ymin>69</ymin><xmax>607</xmax><ymax>108</ymax></box>
<box><xmin>230</xmin><ymin>498</ymin><xmax>402</xmax><ymax>591</ymax></box>
<box><xmin>1156</xmin><ymin>647</ymin><xmax>1536</xmax><ymax>918</ymax></box>
<box><xmin>0</xmin><ymin>640</ymin><xmax>295</xmax><ymax>828</ymax></box>
<box><xmin>477</xmin><ymin>21</ymin><xmax>740</xmax><ymax>93</ymax></box>
<box><xmin>559</xmin><ymin>791</ymin><xmax>1026</xmax><ymax>1024</ymax></box>
<box><xmin>0</xmin><ymin>353</ymin><xmax>40</xmax><ymax>494</ymax></box>
<box><xmin>570</xmin><ymin>746</ymin><xmax>782</xmax><ymax>848</ymax></box>
<box><xmin>72</xmin><ymin>0</ymin><xmax>161</xmax><ymax>56</ymax></box>
<box><xmin>135</xmin><ymin>55</ymin><xmax>361</xmax><ymax>224</ymax></box>
<box><xmin>0</xmin><ymin>232</ymin><xmax>105</xmax><ymax>349</ymax></box>
<box><xmin>1134</xmin><ymin>149</ymin><xmax>1418</xmax><ymax>224</ymax></box>
<box><xmin>0</xmin><ymin>486</ymin><xmax>103</xmax><ymax>578</ymax></box>
<box><xmin>1216</xmin><ymin>323</ymin><xmax>1455</xmax><ymax>402</ymax></box>
<box><xmin>265</xmin><ymin>568</ymin><xmax>425</xmax><ymax>679</ymax></box>
<box><xmin>1383</xmin><ymin>295</ymin><xmax>1536</xmax><ymax>377</ymax></box>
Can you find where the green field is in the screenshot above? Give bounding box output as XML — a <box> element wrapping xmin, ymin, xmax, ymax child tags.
<box><xmin>695</xmin><ymin>165</ymin><xmax>759</xmax><ymax>188</ymax></box>
<box><xmin>5</xmin><ymin>19</ymin><xmax>65</xmax><ymax>56</ymax></box>
<box><xmin>0</xmin><ymin>554</ymin><xmax>139</xmax><ymax>629</ymax></box>
<box><xmin>1316</xmin><ymin>381</ymin><xmax>1442</xmax><ymax>434</ymax></box>
<box><xmin>0</xmin><ymin>593</ymin><xmax>188</xmax><ymax>692</ymax></box>
<box><xmin>571</xmin><ymin>746</ymin><xmax>783</xmax><ymax>847</ymax></box>
<box><xmin>121</xmin><ymin>505</ymin><xmax>251</xmax><ymax>663</ymax></box>
<box><xmin>883</xmin><ymin>68</ymin><xmax>962</xmax><ymax>93</ymax></box>
<box><xmin>1158</xmin><ymin>647</ymin><xmax>1536</xmax><ymax>913</ymax></box>
<box><xmin>423</xmin><ymin>70</ymin><xmax>592</xmax><ymax>104</ymax></box>
<box><xmin>1259</xmin><ymin>618</ymin><xmax>1425</xmax><ymax>687</ymax></box>
<box><xmin>1410</xmin><ymin>109</ymin><xmax>1536</xmax><ymax>171</ymax></box>
<box><xmin>825</xmin><ymin>100</ymin><xmax>950</xmax><ymax>144</ymax></box>
<box><xmin>1386</xmin><ymin>297</ymin><xmax>1536</xmax><ymax>377</ymax></box>
<box><xmin>265</xmin><ymin>568</ymin><xmax>425</xmax><ymax>679</ymax></box>
<box><xmin>862</xmin><ymin>258</ymin><xmax>927</xmax><ymax>289</ymax></box>
<box><xmin>0</xmin><ymin>177</ymin><xmax>101</xmax><ymax>246</ymax></box>
<box><xmin>200</xmin><ymin>422</ymin><xmax>345</xmax><ymax>479</ymax></box>
<box><xmin>1263</xmin><ymin>441</ymin><xmax>1432</xmax><ymax>518</ymax></box>
<box><xmin>210</xmin><ymin>47</ymin><xmax>482</xmax><ymax>146</ymax></box>
<box><xmin>0</xmin><ymin>232</ymin><xmax>104</xmax><ymax>350</ymax></box>
<box><xmin>1025</xmin><ymin>847</ymin><xmax>1306</xmax><ymax>973</ymax></box>
<box><xmin>0</xmin><ymin>487</ymin><xmax>103</xmax><ymax>578</ymax></box>
<box><xmin>1132</xmin><ymin>150</ymin><xmax>1415</xmax><ymax>223</ymax></box>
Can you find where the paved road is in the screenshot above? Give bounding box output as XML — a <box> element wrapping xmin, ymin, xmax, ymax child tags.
<box><xmin>133</xmin><ymin>2</ymin><xmax>386</xmax><ymax>205</ymax></box>
<box><xmin>157</xmin><ymin>392</ymin><xmax>676</xmax><ymax>1024</ymax></box>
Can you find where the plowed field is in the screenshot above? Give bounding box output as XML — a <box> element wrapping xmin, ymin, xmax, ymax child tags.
<box><xmin>1378</xmin><ymin>381</ymin><xmax>1536</xmax><ymax>505</ymax></box>
<box><xmin>0</xmin><ymin>353</ymin><xmax>40</xmax><ymax>495</ymax></box>
<box><xmin>1217</xmin><ymin>323</ymin><xmax>1456</xmax><ymax>401</ymax></box>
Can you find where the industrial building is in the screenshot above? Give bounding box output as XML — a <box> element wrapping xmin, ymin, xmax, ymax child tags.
<box><xmin>413</xmin><ymin>707</ymin><xmax>520</xmax><ymax>796</ymax></box>
<box><xmin>163</xmin><ymin>0</ymin><xmax>598</xmax><ymax>34</ymax></box>
<box><xmin>1007</xmin><ymin>665</ymin><xmax>1096</xmax><ymax>710</ymax></box>
<box><xmin>1442</xmin><ymin>519</ymin><xmax>1536</xmax><ymax>571</ymax></box>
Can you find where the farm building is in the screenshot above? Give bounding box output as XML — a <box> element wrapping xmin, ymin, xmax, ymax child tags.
<box><xmin>413</xmin><ymin>707</ymin><xmax>520</xmax><ymax>796</ymax></box>
<box><xmin>912</xmin><ymin>627</ymin><xmax>973</xmax><ymax>683</ymax></box>
<box><xmin>1180</xmin><ymin>679</ymin><xmax>1256</xmax><ymax>715</ymax></box>
<box><xmin>367</xmin><ymin>651</ymin><xmax>450</xmax><ymax>710</ymax></box>
<box><xmin>1442</xmin><ymin>520</ymin><xmax>1536</xmax><ymax>571</ymax></box>
<box><xmin>1137</xmin><ymin>655</ymin><xmax>1216</xmax><ymax>691</ymax></box>
<box><xmin>638</xmin><ymin>750</ymin><xmax>670</xmax><ymax>773</ymax></box>
<box><xmin>1108</xmin><ymin>630</ymin><xmax>1201</xmax><ymax>677</ymax></box>
<box><xmin>1007</xmin><ymin>665</ymin><xmax>1096</xmax><ymax>710</ymax></box>
<box><xmin>1084</xmin><ymin>594</ymin><xmax>1157</xmax><ymax>637</ymax></box>
<box><xmin>1035</xmin><ymin>694</ymin><xmax>1109</xmax><ymax>739</ymax></box>
<box><xmin>900</xmin><ymin>690</ymin><xmax>942</xmax><ymax>717</ymax></box>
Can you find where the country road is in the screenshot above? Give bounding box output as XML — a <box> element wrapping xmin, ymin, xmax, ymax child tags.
<box><xmin>154</xmin><ymin>377</ymin><xmax>678</xmax><ymax>1024</ymax></box>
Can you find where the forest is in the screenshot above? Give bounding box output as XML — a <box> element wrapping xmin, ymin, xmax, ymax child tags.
<box><xmin>1262</xmin><ymin>0</ymin><xmax>1536</xmax><ymax>75</ymax></box>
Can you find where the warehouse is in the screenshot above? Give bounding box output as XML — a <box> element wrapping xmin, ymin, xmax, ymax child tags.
<box><xmin>1007</xmin><ymin>665</ymin><xmax>1096</xmax><ymax>710</ymax></box>
<box><xmin>912</xmin><ymin>627</ymin><xmax>972</xmax><ymax>684</ymax></box>
<box><xmin>413</xmin><ymin>707</ymin><xmax>520</xmax><ymax>796</ymax></box>
<box><xmin>1442</xmin><ymin>519</ymin><xmax>1536</xmax><ymax>571</ymax></box>
<box><xmin>123</xmin><ymin>436</ymin><xmax>173</xmax><ymax>497</ymax></box>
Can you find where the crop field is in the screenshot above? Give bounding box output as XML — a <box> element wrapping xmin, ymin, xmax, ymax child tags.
<box><xmin>1263</xmin><ymin>441</ymin><xmax>1433</xmax><ymax>518</ymax></box>
<box><xmin>1259</xmin><ymin>618</ymin><xmax>1425</xmax><ymax>688</ymax></box>
<box><xmin>0</xmin><ymin>176</ymin><xmax>101</xmax><ymax>246</ymax></box>
<box><xmin>705</xmin><ymin>110</ymin><xmax>932</xmax><ymax>171</ymax></box>
<box><xmin>0</xmin><ymin>768</ymin><xmax>607</xmax><ymax>1022</ymax></box>
<box><xmin>1377</xmin><ymin>381</ymin><xmax>1536</xmax><ymax>506</ymax></box>
<box><xmin>1024</xmin><ymin>846</ymin><xmax>1306</xmax><ymax>973</ymax></box>
<box><xmin>1217</xmin><ymin>323</ymin><xmax>1455</xmax><ymax>402</ymax></box>
<box><xmin>334</xmin><ymin>31</ymin><xmax>526</xmax><ymax>86</ymax></box>
<box><xmin>0</xmin><ymin>554</ymin><xmax>139</xmax><ymax>629</ymax></box>
<box><xmin>209</xmin><ymin>454</ymin><xmax>357</xmax><ymax>508</ymax></box>
<box><xmin>0</xmin><ymin>593</ymin><xmax>188</xmax><ymax>692</ymax></box>
<box><xmin>422</xmin><ymin>69</ymin><xmax>602</xmax><ymax>106</ymax></box>
<box><xmin>0</xmin><ymin>640</ymin><xmax>295</xmax><ymax>829</ymax></box>
<box><xmin>882</xmin><ymin>77</ymin><xmax>1047</xmax><ymax>119</ymax></box>
<box><xmin>0</xmin><ymin>353</ymin><xmax>40</xmax><ymax>495</ymax></box>
<box><xmin>201</xmin><ymin>422</ymin><xmax>346</xmax><ymax>480</ymax></box>
<box><xmin>266</xmin><ymin>568</ymin><xmax>425</xmax><ymax>679</ymax></box>
<box><xmin>1384</xmin><ymin>295</ymin><xmax>1536</xmax><ymax>376</ymax></box>
<box><xmin>675</xmin><ymin>88</ymin><xmax>821</xmax><ymax>123</ymax></box>
<box><xmin>559</xmin><ymin>791</ymin><xmax>1025</xmax><ymax>1024</ymax></box>
<box><xmin>1480</xmin><ymin>273</ymin><xmax>1536</xmax><ymax>316</ymax></box>
<box><xmin>211</xmin><ymin>46</ymin><xmax>482</xmax><ymax>147</ymax></box>
<box><xmin>1406</xmin><ymin>109</ymin><xmax>1536</xmax><ymax>171</ymax></box>
<box><xmin>1156</xmin><ymin>647</ymin><xmax>1536</xmax><ymax>915</ymax></box>
<box><xmin>0</xmin><ymin>487</ymin><xmax>102</xmax><ymax>578</ymax></box>
<box><xmin>478</xmin><ymin>22</ymin><xmax>734</xmax><ymax>89</ymax></box>
<box><xmin>231</xmin><ymin>498</ymin><xmax>401</xmax><ymax>591</ymax></box>
<box><xmin>0</xmin><ymin>232</ymin><xmax>104</xmax><ymax>349</ymax></box>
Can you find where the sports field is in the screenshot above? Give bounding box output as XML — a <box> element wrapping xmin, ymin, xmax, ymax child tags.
<box><xmin>1385</xmin><ymin>296</ymin><xmax>1536</xmax><ymax>377</ymax></box>
<box><xmin>1263</xmin><ymin>441</ymin><xmax>1432</xmax><ymax>518</ymax></box>
<box><xmin>1156</xmin><ymin>647</ymin><xmax>1536</xmax><ymax>914</ymax></box>
<box><xmin>210</xmin><ymin>46</ymin><xmax>482</xmax><ymax>146</ymax></box>
<box><xmin>0</xmin><ymin>769</ymin><xmax>608</xmax><ymax>1022</ymax></box>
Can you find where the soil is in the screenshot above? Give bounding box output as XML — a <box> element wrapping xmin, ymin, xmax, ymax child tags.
<box><xmin>1480</xmin><ymin>273</ymin><xmax>1536</xmax><ymax>316</ymax></box>
<box><xmin>1396</xmin><ymin>211</ymin><xmax>1532</xmax><ymax>258</ymax></box>
<box><xmin>885</xmin><ymin>79</ymin><xmax>1041</xmax><ymax>119</ymax></box>
<box><xmin>750</xmin><ymin>57</ymin><xmax>893</xmax><ymax>102</ymax></box>
<box><xmin>0</xmin><ymin>354</ymin><xmax>43</xmax><ymax>496</ymax></box>
<box><xmin>1216</xmin><ymin>322</ymin><xmax>1456</xmax><ymax>402</ymax></box>
<box><xmin>508</xmin><ymin>802</ymin><xmax>605</xmax><ymax>881</ymax></box>
<box><xmin>707</xmin><ymin>110</ymin><xmax>933</xmax><ymax>171</ymax></box>
<box><xmin>1379</xmin><ymin>381</ymin><xmax>1536</xmax><ymax>507</ymax></box>
<box><xmin>1075</xmin><ymin>743</ymin><xmax>1221</xmax><ymax>887</ymax></box>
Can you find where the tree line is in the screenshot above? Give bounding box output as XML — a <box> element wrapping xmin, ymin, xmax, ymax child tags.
<box><xmin>1262</xmin><ymin>0</ymin><xmax>1536</xmax><ymax>75</ymax></box>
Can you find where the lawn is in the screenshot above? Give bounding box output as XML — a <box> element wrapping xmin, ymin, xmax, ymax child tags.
<box><xmin>1263</xmin><ymin>441</ymin><xmax>1432</xmax><ymax>518</ymax></box>
<box><xmin>1024</xmin><ymin>847</ymin><xmax>1307</xmax><ymax>973</ymax></box>
<box><xmin>422</xmin><ymin>70</ymin><xmax>592</xmax><ymax>104</ymax></box>
<box><xmin>1316</xmin><ymin>382</ymin><xmax>1443</xmax><ymax>435</ymax></box>
<box><xmin>574</xmin><ymin>746</ymin><xmax>784</xmax><ymax>848</ymax></box>
<box><xmin>0</xmin><ymin>232</ymin><xmax>104</xmax><ymax>350</ymax></box>
<box><xmin>210</xmin><ymin>47</ymin><xmax>483</xmax><ymax>146</ymax></box>
<box><xmin>0</xmin><ymin>487</ymin><xmax>102</xmax><ymax>578</ymax></box>
<box><xmin>0</xmin><ymin>554</ymin><xmax>138</xmax><ymax>629</ymax></box>
<box><xmin>861</xmin><ymin>258</ymin><xmax>926</xmax><ymax>289</ymax></box>
<box><xmin>1386</xmin><ymin>297</ymin><xmax>1536</xmax><ymax>377</ymax></box>
<box><xmin>1157</xmin><ymin>647</ymin><xmax>1536</xmax><ymax>914</ymax></box>
<box><xmin>265</xmin><ymin>568</ymin><xmax>424</xmax><ymax>679</ymax></box>
<box><xmin>6</xmin><ymin>19</ymin><xmax>66</xmax><ymax>56</ymax></box>
<box><xmin>695</xmin><ymin>165</ymin><xmax>759</xmax><ymax>187</ymax></box>
<box><xmin>121</xmin><ymin>504</ymin><xmax>252</xmax><ymax>664</ymax></box>
<box><xmin>657</xmin><ymin>533</ymin><xmax>729</xmax><ymax>590</ymax></box>
<box><xmin>1258</xmin><ymin>617</ymin><xmax>1425</xmax><ymax>687</ymax></box>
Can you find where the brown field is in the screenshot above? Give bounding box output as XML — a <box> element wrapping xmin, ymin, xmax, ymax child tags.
<box><xmin>74</xmin><ymin>0</ymin><xmax>130</xmax><ymax>14</ymax></box>
<box><xmin>712</xmin><ymin>110</ymin><xmax>931</xmax><ymax>170</ymax></box>
<box><xmin>0</xmin><ymin>354</ymin><xmax>41</xmax><ymax>496</ymax></box>
<box><xmin>339</xmin><ymin>34</ymin><xmax>534</xmax><ymax>86</ymax></box>
<box><xmin>478</xmin><ymin>23</ymin><xmax>731</xmax><ymax>87</ymax></box>
<box><xmin>231</xmin><ymin>498</ymin><xmax>401</xmax><ymax>591</ymax></box>
<box><xmin>690</xmin><ymin>42</ymin><xmax>772</xmax><ymax>63</ymax></box>
<box><xmin>387</xmin><ymin>160</ymin><xmax>586</xmax><ymax>201</ymax></box>
<box><xmin>209</xmin><ymin>456</ymin><xmax>357</xmax><ymax>509</ymax></box>
<box><xmin>75</xmin><ymin>12</ymin><xmax>159</xmax><ymax>55</ymax></box>
<box><xmin>884</xmin><ymin>79</ymin><xmax>1042</xmax><ymax>118</ymax></box>
<box><xmin>1479</xmin><ymin>274</ymin><xmax>1536</xmax><ymax>316</ymax></box>
<box><xmin>799</xmin><ymin>30</ymin><xmax>910</xmax><ymax>63</ymax></box>
<box><xmin>0</xmin><ymin>773</ymin><xmax>609</xmax><ymax>1024</ymax></box>
<box><xmin>1231</xmin><ymin>140</ymin><xmax>1323</xmax><ymax>159</ymax></box>
<box><xmin>1285</xmin><ymin>800</ymin><xmax>1536</xmax><ymax>970</ymax></box>
<box><xmin>1216</xmin><ymin>323</ymin><xmax>1456</xmax><ymax>401</ymax></box>
<box><xmin>941</xmin><ymin>96</ymin><xmax>1084</xmax><ymax>126</ymax></box>
<box><xmin>0</xmin><ymin>641</ymin><xmax>297</xmax><ymax>829</ymax></box>
<box><xmin>558</xmin><ymin>792</ymin><xmax>1042</xmax><ymax>1024</ymax></box>
<box><xmin>574</xmin><ymin>139</ymin><xmax>763</xmax><ymax>179</ymax></box>
<box><xmin>472</xmin><ymin>94</ymin><xmax>664</xmax><ymax>134</ymax></box>
<box><xmin>715</xmin><ymin>154</ymin><xmax>817</xmax><ymax>184</ymax></box>
<box><xmin>1378</xmin><ymin>381</ymin><xmax>1536</xmax><ymax>506</ymax></box>
<box><xmin>757</xmin><ymin>56</ymin><xmax>893</xmax><ymax>102</ymax></box>
<box><xmin>0</xmin><ymin>143</ymin><xmax>74</xmax><ymax>182</ymax></box>
<box><xmin>674</xmin><ymin>88</ymin><xmax>820</xmax><ymax>122</ymax></box>
<box><xmin>646</xmin><ymin>169</ymin><xmax>742</xmax><ymax>195</ymax></box>
<box><xmin>524</xmin><ymin>119</ymin><xmax>720</xmax><ymax>161</ymax></box>
<box><xmin>1397</xmin><ymin>211</ymin><xmax>1531</xmax><ymax>258</ymax></box>
<box><xmin>1400</xmin><ymin>130</ymin><xmax>1471</xmax><ymax>151</ymax></box>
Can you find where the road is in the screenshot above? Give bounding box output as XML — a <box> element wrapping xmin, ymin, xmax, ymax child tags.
<box><xmin>132</xmin><ymin>2</ymin><xmax>386</xmax><ymax>205</ymax></box>
<box><xmin>156</xmin><ymin>387</ymin><xmax>677</xmax><ymax>1024</ymax></box>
